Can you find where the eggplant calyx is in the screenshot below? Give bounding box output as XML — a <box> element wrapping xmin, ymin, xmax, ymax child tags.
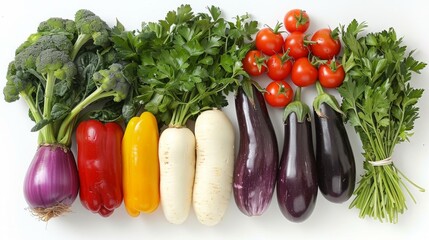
<box><xmin>283</xmin><ymin>87</ymin><xmax>311</xmax><ymax>122</ymax></box>
<box><xmin>240</xmin><ymin>79</ymin><xmax>264</xmax><ymax>108</ymax></box>
<box><xmin>313</xmin><ymin>81</ymin><xmax>343</xmax><ymax>117</ymax></box>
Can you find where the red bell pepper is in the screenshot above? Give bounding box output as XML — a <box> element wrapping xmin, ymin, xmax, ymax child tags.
<box><xmin>76</xmin><ymin>119</ymin><xmax>124</xmax><ymax>217</ymax></box>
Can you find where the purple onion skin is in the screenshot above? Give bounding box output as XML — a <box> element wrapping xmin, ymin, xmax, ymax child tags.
<box><xmin>277</xmin><ymin>113</ymin><xmax>317</xmax><ymax>222</ymax></box>
<box><xmin>233</xmin><ymin>86</ymin><xmax>278</xmax><ymax>216</ymax></box>
<box><xmin>24</xmin><ymin>145</ymin><xmax>79</xmax><ymax>209</ymax></box>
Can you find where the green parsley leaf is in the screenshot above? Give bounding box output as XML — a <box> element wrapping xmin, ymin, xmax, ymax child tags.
<box><xmin>339</xmin><ymin>20</ymin><xmax>426</xmax><ymax>223</ymax></box>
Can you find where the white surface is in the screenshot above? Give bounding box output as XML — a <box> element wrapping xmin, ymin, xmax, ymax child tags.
<box><xmin>0</xmin><ymin>0</ymin><xmax>428</xmax><ymax>239</ymax></box>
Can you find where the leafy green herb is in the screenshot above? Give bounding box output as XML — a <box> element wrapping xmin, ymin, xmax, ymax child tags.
<box><xmin>112</xmin><ymin>4</ymin><xmax>258</xmax><ymax>126</ymax></box>
<box><xmin>338</xmin><ymin>20</ymin><xmax>426</xmax><ymax>223</ymax></box>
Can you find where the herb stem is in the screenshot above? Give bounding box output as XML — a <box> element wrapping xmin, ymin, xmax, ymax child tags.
<box><xmin>389</xmin><ymin>105</ymin><xmax>406</xmax><ymax>156</ymax></box>
<box><xmin>339</xmin><ymin>20</ymin><xmax>425</xmax><ymax>223</ymax></box>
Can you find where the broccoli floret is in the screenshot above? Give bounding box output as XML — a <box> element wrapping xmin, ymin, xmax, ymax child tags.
<box><xmin>37</xmin><ymin>17</ymin><xmax>76</xmax><ymax>37</ymax></box>
<box><xmin>36</xmin><ymin>48</ymin><xmax>76</xmax><ymax>82</ymax></box>
<box><xmin>93</xmin><ymin>63</ymin><xmax>129</xmax><ymax>101</ymax></box>
<box><xmin>4</xmin><ymin>61</ymin><xmax>22</xmax><ymax>102</ymax></box>
<box><xmin>15</xmin><ymin>34</ymin><xmax>73</xmax><ymax>70</ymax></box>
<box><xmin>72</xmin><ymin>9</ymin><xmax>111</xmax><ymax>59</ymax></box>
<box><xmin>3</xmin><ymin>61</ymin><xmax>43</xmax><ymax>125</ymax></box>
<box><xmin>16</xmin><ymin>18</ymin><xmax>76</xmax><ymax>55</ymax></box>
<box><xmin>102</xmin><ymin>48</ymin><xmax>120</xmax><ymax>66</ymax></box>
<box><xmin>54</xmin><ymin>61</ymin><xmax>77</xmax><ymax>82</ymax></box>
<box><xmin>36</xmin><ymin>34</ymin><xmax>74</xmax><ymax>53</ymax></box>
<box><xmin>15</xmin><ymin>33</ymin><xmax>44</xmax><ymax>55</ymax></box>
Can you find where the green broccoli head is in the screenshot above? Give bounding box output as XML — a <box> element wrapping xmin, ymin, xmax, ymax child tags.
<box><xmin>15</xmin><ymin>33</ymin><xmax>44</xmax><ymax>55</ymax></box>
<box><xmin>16</xmin><ymin>18</ymin><xmax>76</xmax><ymax>55</ymax></box>
<box><xmin>3</xmin><ymin>61</ymin><xmax>35</xmax><ymax>102</ymax></box>
<box><xmin>15</xmin><ymin>34</ymin><xmax>74</xmax><ymax>70</ymax></box>
<box><xmin>75</xmin><ymin>9</ymin><xmax>96</xmax><ymax>21</ymax></box>
<box><xmin>37</xmin><ymin>34</ymin><xmax>74</xmax><ymax>53</ymax></box>
<box><xmin>75</xmin><ymin>9</ymin><xmax>111</xmax><ymax>47</ymax></box>
<box><xmin>93</xmin><ymin>63</ymin><xmax>129</xmax><ymax>102</ymax></box>
<box><xmin>4</xmin><ymin>61</ymin><xmax>20</xmax><ymax>102</ymax></box>
<box><xmin>37</xmin><ymin>17</ymin><xmax>76</xmax><ymax>37</ymax></box>
<box><xmin>102</xmin><ymin>48</ymin><xmax>120</xmax><ymax>66</ymax></box>
<box><xmin>36</xmin><ymin>48</ymin><xmax>77</xmax><ymax>82</ymax></box>
<box><xmin>54</xmin><ymin>61</ymin><xmax>77</xmax><ymax>82</ymax></box>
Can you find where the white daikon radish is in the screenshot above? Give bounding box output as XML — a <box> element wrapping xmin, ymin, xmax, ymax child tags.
<box><xmin>159</xmin><ymin>127</ymin><xmax>196</xmax><ymax>224</ymax></box>
<box><xmin>193</xmin><ymin>109</ymin><xmax>235</xmax><ymax>226</ymax></box>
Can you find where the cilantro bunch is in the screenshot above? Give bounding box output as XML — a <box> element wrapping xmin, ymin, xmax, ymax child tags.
<box><xmin>338</xmin><ymin>20</ymin><xmax>426</xmax><ymax>223</ymax></box>
<box><xmin>112</xmin><ymin>5</ymin><xmax>258</xmax><ymax>126</ymax></box>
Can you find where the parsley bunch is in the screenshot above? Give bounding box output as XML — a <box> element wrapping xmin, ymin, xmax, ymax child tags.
<box><xmin>112</xmin><ymin>5</ymin><xmax>258</xmax><ymax>126</ymax></box>
<box><xmin>338</xmin><ymin>20</ymin><xmax>426</xmax><ymax>223</ymax></box>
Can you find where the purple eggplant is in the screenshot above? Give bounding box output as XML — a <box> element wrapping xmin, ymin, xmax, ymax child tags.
<box><xmin>313</xmin><ymin>82</ymin><xmax>355</xmax><ymax>203</ymax></box>
<box><xmin>277</xmin><ymin>87</ymin><xmax>317</xmax><ymax>222</ymax></box>
<box><xmin>24</xmin><ymin>145</ymin><xmax>79</xmax><ymax>221</ymax></box>
<box><xmin>233</xmin><ymin>84</ymin><xmax>278</xmax><ymax>216</ymax></box>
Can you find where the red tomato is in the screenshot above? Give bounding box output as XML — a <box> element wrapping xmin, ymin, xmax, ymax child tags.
<box><xmin>284</xmin><ymin>9</ymin><xmax>310</xmax><ymax>33</ymax></box>
<box><xmin>266</xmin><ymin>54</ymin><xmax>293</xmax><ymax>81</ymax></box>
<box><xmin>264</xmin><ymin>81</ymin><xmax>294</xmax><ymax>108</ymax></box>
<box><xmin>284</xmin><ymin>32</ymin><xmax>309</xmax><ymax>59</ymax></box>
<box><xmin>255</xmin><ymin>25</ymin><xmax>284</xmax><ymax>56</ymax></box>
<box><xmin>242</xmin><ymin>50</ymin><xmax>267</xmax><ymax>76</ymax></box>
<box><xmin>291</xmin><ymin>57</ymin><xmax>318</xmax><ymax>87</ymax></box>
<box><xmin>318</xmin><ymin>61</ymin><xmax>345</xmax><ymax>88</ymax></box>
<box><xmin>310</xmin><ymin>28</ymin><xmax>341</xmax><ymax>60</ymax></box>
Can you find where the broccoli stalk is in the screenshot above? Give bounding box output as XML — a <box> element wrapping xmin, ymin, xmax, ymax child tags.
<box><xmin>57</xmin><ymin>63</ymin><xmax>129</xmax><ymax>146</ymax></box>
<box><xmin>9</xmin><ymin>34</ymin><xmax>76</xmax><ymax>144</ymax></box>
<box><xmin>4</xmin><ymin>62</ymin><xmax>44</xmax><ymax>142</ymax></box>
<box><xmin>35</xmin><ymin>48</ymin><xmax>76</xmax><ymax>144</ymax></box>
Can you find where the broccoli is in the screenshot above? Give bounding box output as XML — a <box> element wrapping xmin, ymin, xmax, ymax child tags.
<box><xmin>15</xmin><ymin>18</ymin><xmax>76</xmax><ymax>55</ymax></box>
<box><xmin>101</xmin><ymin>47</ymin><xmax>120</xmax><ymax>66</ymax></box>
<box><xmin>3</xmin><ymin>62</ymin><xmax>20</xmax><ymax>102</ymax></box>
<box><xmin>6</xmin><ymin>29</ymin><xmax>78</xmax><ymax>145</ymax></box>
<box><xmin>72</xmin><ymin>9</ymin><xmax>111</xmax><ymax>60</ymax></box>
<box><xmin>15</xmin><ymin>33</ymin><xmax>44</xmax><ymax>55</ymax></box>
<box><xmin>93</xmin><ymin>63</ymin><xmax>129</xmax><ymax>101</ymax></box>
<box><xmin>37</xmin><ymin>17</ymin><xmax>76</xmax><ymax>36</ymax></box>
<box><xmin>57</xmin><ymin>63</ymin><xmax>130</xmax><ymax>145</ymax></box>
<box><xmin>36</xmin><ymin>48</ymin><xmax>76</xmax><ymax>82</ymax></box>
<box><xmin>4</xmin><ymin>62</ymin><xmax>36</xmax><ymax>103</ymax></box>
<box><xmin>34</xmin><ymin>46</ymin><xmax>80</xmax><ymax>144</ymax></box>
<box><xmin>15</xmin><ymin>34</ymin><xmax>73</xmax><ymax>70</ymax></box>
<box><xmin>4</xmin><ymin>60</ymin><xmax>45</xmax><ymax>144</ymax></box>
<box><xmin>3</xmin><ymin>9</ymin><xmax>129</xmax><ymax>148</ymax></box>
<box><xmin>11</xmin><ymin>33</ymin><xmax>77</xmax><ymax>144</ymax></box>
<box><xmin>36</xmin><ymin>48</ymin><xmax>77</xmax><ymax>105</ymax></box>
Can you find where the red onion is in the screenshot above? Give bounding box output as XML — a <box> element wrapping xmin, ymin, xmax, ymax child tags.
<box><xmin>23</xmin><ymin>145</ymin><xmax>79</xmax><ymax>221</ymax></box>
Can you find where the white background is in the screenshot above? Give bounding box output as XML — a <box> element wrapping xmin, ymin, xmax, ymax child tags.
<box><xmin>1</xmin><ymin>0</ymin><xmax>428</xmax><ymax>239</ymax></box>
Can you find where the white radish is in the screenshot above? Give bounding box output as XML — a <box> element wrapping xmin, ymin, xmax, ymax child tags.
<box><xmin>193</xmin><ymin>109</ymin><xmax>235</xmax><ymax>226</ymax></box>
<box><xmin>159</xmin><ymin>127</ymin><xmax>195</xmax><ymax>224</ymax></box>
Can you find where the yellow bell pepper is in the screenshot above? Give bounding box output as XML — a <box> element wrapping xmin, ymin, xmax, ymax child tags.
<box><xmin>122</xmin><ymin>111</ymin><xmax>160</xmax><ymax>216</ymax></box>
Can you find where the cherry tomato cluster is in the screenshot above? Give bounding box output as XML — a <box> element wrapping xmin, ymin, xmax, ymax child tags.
<box><xmin>242</xmin><ymin>9</ymin><xmax>346</xmax><ymax>108</ymax></box>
